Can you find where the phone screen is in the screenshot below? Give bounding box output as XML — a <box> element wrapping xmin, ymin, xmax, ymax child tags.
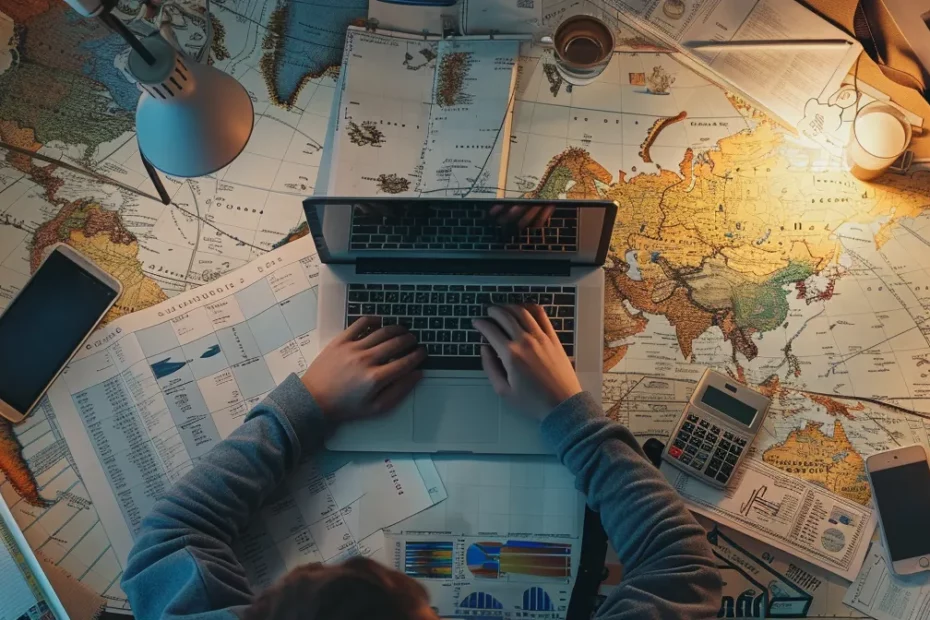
<box><xmin>0</xmin><ymin>250</ymin><xmax>118</xmax><ymax>414</ymax></box>
<box><xmin>871</xmin><ymin>460</ymin><xmax>930</xmax><ymax>561</ymax></box>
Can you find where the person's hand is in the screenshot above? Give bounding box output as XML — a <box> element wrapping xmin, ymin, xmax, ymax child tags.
<box><xmin>301</xmin><ymin>317</ymin><xmax>426</xmax><ymax>424</ymax></box>
<box><xmin>488</xmin><ymin>203</ymin><xmax>555</xmax><ymax>230</ymax></box>
<box><xmin>473</xmin><ymin>305</ymin><xmax>582</xmax><ymax>420</ymax></box>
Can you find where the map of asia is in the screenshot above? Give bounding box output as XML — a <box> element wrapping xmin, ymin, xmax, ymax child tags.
<box><xmin>3</xmin><ymin>0</ymin><xmax>930</xmax><ymax>612</ymax></box>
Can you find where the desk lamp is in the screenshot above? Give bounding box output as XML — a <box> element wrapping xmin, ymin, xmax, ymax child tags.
<box><xmin>63</xmin><ymin>0</ymin><xmax>254</xmax><ymax>203</ymax></box>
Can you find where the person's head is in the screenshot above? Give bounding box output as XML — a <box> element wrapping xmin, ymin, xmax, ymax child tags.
<box><xmin>244</xmin><ymin>557</ymin><xmax>438</xmax><ymax>620</ymax></box>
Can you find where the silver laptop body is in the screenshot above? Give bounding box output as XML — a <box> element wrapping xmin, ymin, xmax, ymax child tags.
<box><xmin>303</xmin><ymin>197</ymin><xmax>616</xmax><ymax>454</ymax></box>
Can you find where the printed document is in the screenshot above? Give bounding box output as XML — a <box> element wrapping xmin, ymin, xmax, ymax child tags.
<box><xmin>602</xmin><ymin>0</ymin><xmax>862</xmax><ymax>129</ymax></box>
<box><xmin>661</xmin><ymin>459</ymin><xmax>875</xmax><ymax>580</ymax></box>
<box><xmin>46</xmin><ymin>236</ymin><xmax>445</xmax><ymax>569</ymax></box>
<box><xmin>329</xmin><ymin>27</ymin><xmax>520</xmax><ymax>198</ymax></box>
<box><xmin>844</xmin><ymin>543</ymin><xmax>930</xmax><ymax>620</ymax></box>
<box><xmin>383</xmin><ymin>455</ymin><xmax>586</xmax><ymax>620</ymax></box>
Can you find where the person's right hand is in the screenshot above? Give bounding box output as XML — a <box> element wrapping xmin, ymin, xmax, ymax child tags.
<box><xmin>301</xmin><ymin>317</ymin><xmax>426</xmax><ymax>424</ymax></box>
<box><xmin>473</xmin><ymin>305</ymin><xmax>582</xmax><ymax>420</ymax></box>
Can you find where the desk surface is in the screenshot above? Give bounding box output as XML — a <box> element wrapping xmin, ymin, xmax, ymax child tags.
<box><xmin>1</xmin><ymin>1</ymin><xmax>930</xmax><ymax>617</ymax></box>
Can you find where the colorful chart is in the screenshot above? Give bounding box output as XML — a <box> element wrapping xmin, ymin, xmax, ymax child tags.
<box><xmin>460</xmin><ymin>592</ymin><xmax>504</xmax><ymax>610</ymax></box>
<box><xmin>466</xmin><ymin>541</ymin><xmax>572</xmax><ymax>579</ymax></box>
<box><xmin>404</xmin><ymin>541</ymin><xmax>453</xmax><ymax>579</ymax></box>
<box><xmin>466</xmin><ymin>542</ymin><xmax>502</xmax><ymax>577</ymax></box>
<box><xmin>523</xmin><ymin>587</ymin><xmax>555</xmax><ymax>611</ymax></box>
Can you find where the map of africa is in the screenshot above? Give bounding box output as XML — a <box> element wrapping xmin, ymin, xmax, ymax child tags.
<box><xmin>0</xmin><ymin>0</ymin><xmax>364</xmax><ymax>607</ymax></box>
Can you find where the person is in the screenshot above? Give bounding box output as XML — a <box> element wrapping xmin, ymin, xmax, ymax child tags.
<box><xmin>121</xmin><ymin>305</ymin><xmax>722</xmax><ymax>619</ymax></box>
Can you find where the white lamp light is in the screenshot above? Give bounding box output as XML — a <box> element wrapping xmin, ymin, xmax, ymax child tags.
<box><xmin>128</xmin><ymin>35</ymin><xmax>254</xmax><ymax>178</ymax></box>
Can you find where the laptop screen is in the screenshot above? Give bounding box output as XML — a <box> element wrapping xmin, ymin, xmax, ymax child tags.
<box><xmin>303</xmin><ymin>198</ymin><xmax>616</xmax><ymax>265</ymax></box>
<box><xmin>1</xmin><ymin>500</ymin><xmax>68</xmax><ymax>619</ymax></box>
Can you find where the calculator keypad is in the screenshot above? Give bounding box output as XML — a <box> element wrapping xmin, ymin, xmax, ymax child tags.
<box><xmin>669</xmin><ymin>411</ymin><xmax>746</xmax><ymax>485</ymax></box>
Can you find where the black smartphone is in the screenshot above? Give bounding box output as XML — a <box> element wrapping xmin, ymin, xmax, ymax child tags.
<box><xmin>0</xmin><ymin>244</ymin><xmax>122</xmax><ymax>423</ymax></box>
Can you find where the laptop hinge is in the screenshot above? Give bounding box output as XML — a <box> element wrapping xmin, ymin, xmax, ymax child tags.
<box><xmin>356</xmin><ymin>258</ymin><xmax>572</xmax><ymax>277</ymax></box>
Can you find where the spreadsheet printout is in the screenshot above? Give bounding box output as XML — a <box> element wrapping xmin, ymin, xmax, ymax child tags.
<box><xmin>46</xmin><ymin>236</ymin><xmax>445</xmax><ymax>572</ymax></box>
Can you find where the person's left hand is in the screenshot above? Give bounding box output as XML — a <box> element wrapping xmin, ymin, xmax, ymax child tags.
<box><xmin>301</xmin><ymin>317</ymin><xmax>426</xmax><ymax>424</ymax></box>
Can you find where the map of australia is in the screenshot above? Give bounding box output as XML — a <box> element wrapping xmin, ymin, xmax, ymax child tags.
<box><xmin>762</xmin><ymin>420</ymin><xmax>871</xmax><ymax>505</ymax></box>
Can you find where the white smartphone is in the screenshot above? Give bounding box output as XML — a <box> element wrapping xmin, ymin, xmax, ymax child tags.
<box><xmin>865</xmin><ymin>444</ymin><xmax>930</xmax><ymax>575</ymax></box>
<box><xmin>0</xmin><ymin>244</ymin><xmax>122</xmax><ymax>424</ymax></box>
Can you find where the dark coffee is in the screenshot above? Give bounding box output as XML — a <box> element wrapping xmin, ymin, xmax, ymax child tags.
<box><xmin>554</xmin><ymin>16</ymin><xmax>614</xmax><ymax>68</ymax></box>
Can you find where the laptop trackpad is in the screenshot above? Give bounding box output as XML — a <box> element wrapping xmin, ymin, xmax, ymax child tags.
<box><xmin>413</xmin><ymin>384</ymin><xmax>500</xmax><ymax>444</ymax></box>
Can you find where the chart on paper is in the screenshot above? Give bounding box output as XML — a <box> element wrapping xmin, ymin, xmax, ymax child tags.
<box><xmin>385</xmin><ymin>455</ymin><xmax>585</xmax><ymax>619</ymax></box>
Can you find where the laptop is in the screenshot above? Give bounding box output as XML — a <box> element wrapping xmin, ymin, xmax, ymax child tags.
<box><xmin>1</xmin><ymin>497</ymin><xmax>70</xmax><ymax>619</ymax></box>
<box><xmin>303</xmin><ymin>197</ymin><xmax>617</xmax><ymax>454</ymax></box>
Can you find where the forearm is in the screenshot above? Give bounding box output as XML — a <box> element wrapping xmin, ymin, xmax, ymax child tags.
<box><xmin>121</xmin><ymin>373</ymin><xmax>327</xmax><ymax>618</ymax></box>
<box><xmin>541</xmin><ymin>392</ymin><xmax>721</xmax><ymax>619</ymax></box>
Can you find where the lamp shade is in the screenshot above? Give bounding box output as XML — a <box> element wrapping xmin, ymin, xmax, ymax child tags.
<box><xmin>128</xmin><ymin>36</ymin><xmax>253</xmax><ymax>178</ymax></box>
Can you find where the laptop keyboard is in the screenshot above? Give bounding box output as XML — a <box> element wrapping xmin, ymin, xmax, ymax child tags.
<box><xmin>346</xmin><ymin>283</ymin><xmax>577</xmax><ymax>370</ymax></box>
<box><xmin>349</xmin><ymin>204</ymin><xmax>579</xmax><ymax>252</ymax></box>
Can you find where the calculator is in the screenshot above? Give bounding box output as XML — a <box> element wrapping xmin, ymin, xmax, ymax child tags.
<box><xmin>661</xmin><ymin>369</ymin><xmax>772</xmax><ymax>489</ymax></box>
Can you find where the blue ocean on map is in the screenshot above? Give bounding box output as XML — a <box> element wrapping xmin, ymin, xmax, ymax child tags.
<box><xmin>151</xmin><ymin>358</ymin><xmax>187</xmax><ymax>379</ymax></box>
<box><xmin>272</xmin><ymin>0</ymin><xmax>367</xmax><ymax>104</ymax></box>
<box><xmin>201</xmin><ymin>345</ymin><xmax>221</xmax><ymax>358</ymax></box>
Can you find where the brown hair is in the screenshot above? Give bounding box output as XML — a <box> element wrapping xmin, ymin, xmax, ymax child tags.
<box><xmin>244</xmin><ymin>557</ymin><xmax>434</xmax><ymax>620</ymax></box>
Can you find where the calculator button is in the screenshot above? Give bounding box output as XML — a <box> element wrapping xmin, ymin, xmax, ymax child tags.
<box><xmin>723</xmin><ymin>431</ymin><xmax>734</xmax><ymax>441</ymax></box>
<box><xmin>689</xmin><ymin>459</ymin><xmax>702</xmax><ymax>469</ymax></box>
<box><xmin>689</xmin><ymin>436</ymin><xmax>703</xmax><ymax>447</ymax></box>
<box><xmin>696</xmin><ymin>451</ymin><xmax>710</xmax><ymax>462</ymax></box>
<box><xmin>687</xmin><ymin>413</ymin><xmax>699</xmax><ymax>423</ymax></box>
<box><xmin>714</xmin><ymin>448</ymin><xmax>728</xmax><ymax>460</ymax></box>
<box><xmin>719</xmin><ymin>439</ymin><xmax>731</xmax><ymax>451</ymax></box>
<box><xmin>709</xmin><ymin>457</ymin><xmax>723</xmax><ymax>470</ymax></box>
<box><xmin>679</xmin><ymin>454</ymin><xmax>692</xmax><ymax>465</ymax></box>
<box><xmin>721</xmin><ymin>463</ymin><xmax>734</xmax><ymax>476</ymax></box>
<box><xmin>702</xmin><ymin>441</ymin><xmax>715</xmax><ymax>452</ymax></box>
<box><xmin>668</xmin><ymin>446</ymin><xmax>683</xmax><ymax>459</ymax></box>
<box><xmin>730</xmin><ymin>445</ymin><xmax>744</xmax><ymax>456</ymax></box>
<box><xmin>699</xmin><ymin>420</ymin><xmax>710</xmax><ymax>429</ymax></box>
<box><xmin>716</xmin><ymin>472</ymin><xmax>730</xmax><ymax>483</ymax></box>
<box><xmin>693</xmin><ymin>428</ymin><xmax>707</xmax><ymax>440</ymax></box>
<box><xmin>712</xmin><ymin>425</ymin><xmax>721</xmax><ymax>433</ymax></box>
<box><xmin>705</xmin><ymin>466</ymin><xmax>719</xmax><ymax>477</ymax></box>
<box><xmin>685</xmin><ymin>445</ymin><xmax>698</xmax><ymax>455</ymax></box>
<box><xmin>677</xmin><ymin>429</ymin><xmax>691</xmax><ymax>440</ymax></box>
<box><xmin>736</xmin><ymin>437</ymin><xmax>747</xmax><ymax>447</ymax></box>
<box><xmin>725</xmin><ymin>453</ymin><xmax>739</xmax><ymax>465</ymax></box>
<box><xmin>682</xmin><ymin>422</ymin><xmax>695</xmax><ymax>432</ymax></box>
<box><xmin>673</xmin><ymin>439</ymin><xmax>686</xmax><ymax>450</ymax></box>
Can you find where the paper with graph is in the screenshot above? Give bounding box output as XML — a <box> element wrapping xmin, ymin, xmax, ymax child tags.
<box><xmin>383</xmin><ymin>455</ymin><xmax>585</xmax><ymax>619</ymax></box>
<box><xmin>43</xmin><ymin>236</ymin><xmax>446</xmax><ymax>575</ymax></box>
<box><xmin>661</xmin><ymin>459</ymin><xmax>875</xmax><ymax>581</ymax></box>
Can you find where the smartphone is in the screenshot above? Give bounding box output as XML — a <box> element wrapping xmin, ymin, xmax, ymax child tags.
<box><xmin>866</xmin><ymin>445</ymin><xmax>930</xmax><ymax>575</ymax></box>
<box><xmin>0</xmin><ymin>244</ymin><xmax>122</xmax><ymax>423</ymax></box>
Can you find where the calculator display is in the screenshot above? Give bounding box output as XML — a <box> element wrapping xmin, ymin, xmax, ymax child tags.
<box><xmin>701</xmin><ymin>386</ymin><xmax>757</xmax><ymax>426</ymax></box>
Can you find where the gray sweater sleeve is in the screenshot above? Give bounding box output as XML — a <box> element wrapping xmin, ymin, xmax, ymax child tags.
<box><xmin>121</xmin><ymin>373</ymin><xmax>324</xmax><ymax>620</ymax></box>
<box><xmin>541</xmin><ymin>391</ymin><xmax>722</xmax><ymax>619</ymax></box>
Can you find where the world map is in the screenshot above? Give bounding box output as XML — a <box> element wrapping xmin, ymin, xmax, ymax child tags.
<box><xmin>2</xmin><ymin>0</ymin><xmax>930</xmax><ymax>610</ymax></box>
